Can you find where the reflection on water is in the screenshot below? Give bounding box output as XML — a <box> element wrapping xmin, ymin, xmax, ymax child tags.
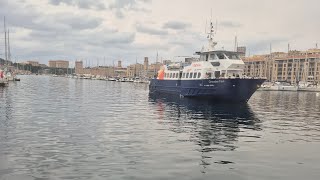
<box><xmin>1</xmin><ymin>76</ymin><xmax>320</xmax><ymax>180</ymax></box>
<box><xmin>149</xmin><ymin>94</ymin><xmax>262</xmax><ymax>171</ymax></box>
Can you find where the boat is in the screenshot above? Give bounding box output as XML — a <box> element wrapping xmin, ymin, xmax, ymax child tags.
<box><xmin>298</xmin><ymin>82</ymin><xmax>320</xmax><ymax>92</ymax></box>
<box><xmin>108</xmin><ymin>77</ymin><xmax>117</xmax><ymax>81</ymax></box>
<box><xmin>149</xmin><ymin>21</ymin><xmax>266</xmax><ymax>102</ymax></box>
<box><xmin>0</xmin><ymin>70</ymin><xmax>9</xmax><ymax>87</ymax></box>
<box><xmin>259</xmin><ymin>81</ymin><xmax>298</xmax><ymax>91</ymax></box>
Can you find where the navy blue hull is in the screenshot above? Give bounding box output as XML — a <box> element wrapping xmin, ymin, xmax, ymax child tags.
<box><xmin>149</xmin><ymin>78</ymin><xmax>265</xmax><ymax>102</ymax></box>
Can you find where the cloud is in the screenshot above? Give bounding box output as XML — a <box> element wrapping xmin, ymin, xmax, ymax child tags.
<box><xmin>136</xmin><ymin>23</ymin><xmax>168</xmax><ymax>35</ymax></box>
<box><xmin>219</xmin><ymin>20</ymin><xmax>243</xmax><ymax>28</ymax></box>
<box><xmin>2</xmin><ymin>0</ymin><xmax>320</xmax><ymax>65</ymax></box>
<box><xmin>163</xmin><ymin>21</ymin><xmax>191</xmax><ymax>30</ymax></box>
<box><xmin>48</xmin><ymin>0</ymin><xmax>106</xmax><ymax>10</ymax></box>
<box><xmin>109</xmin><ymin>0</ymin><xmax>151</xmax><ymax>9</ymax></box>
<box><xmin>108</xmin><ymin>0</ymin><xmax>152</xmax><ymax>18</ymax></box>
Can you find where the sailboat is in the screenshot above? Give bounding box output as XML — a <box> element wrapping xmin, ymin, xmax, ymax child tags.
<box><xmin>0</xmin><ymin>69</ymin><xmax>8</xmax><ymax>87</ymax></box>
<box><xmin>2</xmin><ymin>17</ymin><xmax>19</xmax><ymax>82</ymax></box>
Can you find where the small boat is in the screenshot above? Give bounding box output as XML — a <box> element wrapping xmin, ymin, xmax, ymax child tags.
<box><xmin>108</xmin><ymin>77</ymin><xmax>117</xmax><ymax>81</ymax></box>
<box><xmin>270</xmin><ymin>82</ymin><xmax>298</xmax><ymax>91</ymax></box>
<box><xmin>298</xmin><ymin>82</ymin><xmax>320</xmax><ymax>92</ymax></box>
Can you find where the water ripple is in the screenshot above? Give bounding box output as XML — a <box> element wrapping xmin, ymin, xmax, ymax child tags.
<box><xmin>0</xmin><ymin>76</ymin><xmax>320</xmax><ymax>179</ymax></box>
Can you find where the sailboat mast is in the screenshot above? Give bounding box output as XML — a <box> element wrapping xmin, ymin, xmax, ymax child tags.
<box><xmin>8</xmin><ymin>29</ymin><xmax>11</xmax><ymax>61</ymax></box>
<box><xmin>4</xmin><ymin>16</ymin><xmax>7</xmax><ymax>61</ymax></box>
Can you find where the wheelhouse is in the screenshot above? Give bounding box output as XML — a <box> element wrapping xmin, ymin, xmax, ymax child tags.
<box><xmin>196</xmin><ymin>50</ymin><xmax>242</xmax><ymax>61</ymax></box>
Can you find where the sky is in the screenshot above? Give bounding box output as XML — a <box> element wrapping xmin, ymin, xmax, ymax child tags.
<box><xmin>0</xmin><ymin>0</ymin><xmax>319</xmax><ymax>66</ymax></box>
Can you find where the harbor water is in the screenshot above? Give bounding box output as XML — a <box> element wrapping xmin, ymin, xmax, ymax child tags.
<box><xmin>1</xmin><ymin>75</ymin><xmax>320</xmax><ymax>180</ymax></box>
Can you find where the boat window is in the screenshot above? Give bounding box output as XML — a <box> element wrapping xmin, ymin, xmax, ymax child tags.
<box><xmin>225</xmin><ymin>53</ymin><xmax>232</xmax><ymax>59</ymax></box>
<box><xmin>200</xmin><ymin>55</ymin><xmax>206</xmax><ymax>61</ymax></box>
<box><xmin>231</xmin><ymin>54</ymin><xmax>240</xmax><ymax>59</ymax></box>
<box><xmin>211</xmin><ymin>62</ymin><xmax>220</xmax><ymax>66</ymax></box>
<box><xmin>197</xmin><ymin>72</ymin><xmax>201</xmax><ymax>78</ymax></box>
<box><xmin>209</xmin><ymin>54</ymin><xmax>218</xmax><ymax>60</ymax></box>
<box><xmin>193</xmin><ymin>72</ymin><xmax>197</xmax><ymax>78</ymax></box>
<box><xmin>173</xmin><ymin>73</ymin><xmax>175</xmax><ymax>78</ymax></box>
<box><xmin>205</xmin><ymin>72</ymin><xmax>212</xmax><ymax>78</ymax></box>
<box><xmin>215</xmin><ymin>71</ymin><xmax>220</xmax><ymax>78</ymax></box>
<box><xmin>225</xmin><ymin>52</ymin><xmax>241</xmax><ymax>60</ymax></box>
<box><xmin>179</xmin><ymin>72</ymin><xmax>182</xmax><ymax>78</ymax></box>
<box><xmin>176</xmin><ymin>73</ymin><xmax>179</xmax><ymax>78</ymax></box>
<box><xmin>189</xmin><ymin>73</ymin><xmax>193</xmax><ymax>78</ymax></box>
<box><xmin>206</xmin><ymin>54</ymin><xmax>209</xmax><ymax>61</ymax></box>
<box><xmin>182</xmin><ymin>73</ymin><xmax>185</xmax><ymax>78</ymax></box>
<box><xmin>216</xmin><ymin>53</ymin><xmax>225</xmax><ymax>59</ymax></box>
<box><xmin>170</xmin><ymin>73</ymin><xmax>172</xmax><ymax>78</ymax></box>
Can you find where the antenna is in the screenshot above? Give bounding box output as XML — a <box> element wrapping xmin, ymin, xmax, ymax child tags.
<box><xmin>316</xmin><ymin>43</ymin><xmax>318</xmax><ymax>49</ymax></box>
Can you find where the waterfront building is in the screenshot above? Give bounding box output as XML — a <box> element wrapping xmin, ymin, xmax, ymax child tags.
<box><xmin>75</xmin><ymin>61</ymin><xmax>83</xmax><ymax>74</ymax></box>
<box><xmin>118</xmin><ymin>60</ymin><xmax>122</xmax><ymax>68</ymax></box>
<box><xmin>144</xmin><ymin>57</ymin><xmax>149</xmax><ymax>70</ymax></box>
<box><xmin>237</xmin><ymin>46</ymin><xmax>246</xmax><ymax>57</ymax></box>
<box><xmin>49</xmin><ymin>60</ymin><xmax>69</xmax><ymax>68</ymax></box>
<box><xmin>127</xmin><ymin>63</ymin><xmax>144</xmax><ymax>77</ymax></box>
<box><xmin>243</xmin><ymin>48</ymin><xmax>320</xmax><ymax>84</ymax></box>
<box><xmin>25</xmin><ymin>61</ymin><xmax>40</xmax><ymax>67</ymax></box>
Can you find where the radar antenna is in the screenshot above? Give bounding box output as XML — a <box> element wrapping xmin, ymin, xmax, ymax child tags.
<box><xmin>206</xmin><ymin>20</ymin><xmax>217</xmax><ymax>51</ymax></box>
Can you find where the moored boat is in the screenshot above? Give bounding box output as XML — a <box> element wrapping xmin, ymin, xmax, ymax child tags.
<box><xmin>149</xmin><ymin>21</ymin><xmax>266</xmax><ymax>102</ymax></box>
<box><xmin>0</xmin><ymin>70</ymin><xmax>9</xmax><ymax>87</ymax></box>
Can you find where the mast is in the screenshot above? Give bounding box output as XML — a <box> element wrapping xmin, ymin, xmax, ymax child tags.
<box><xmin>4</xmin><ymin>16</ymin><xmax>7</xmax><ymax>61</ymax></box>
<box><xmin>134</xmin><ymin>57</ymin><xmax>137</xmax><ymax>77</ymax></box>
<box><xmin>234</xmin><ymin>35</ymin><xmax>238</xmax><ymax>52</ymax></box>
<box><xmin>112</xmin><ymin>60</ymin><xmax>115</xmax><ymax>77</ymax></box>
<box><xmin>8</xmin><ymin>29</ymin><xmax>11</xmax><ymax>61</ymax></box>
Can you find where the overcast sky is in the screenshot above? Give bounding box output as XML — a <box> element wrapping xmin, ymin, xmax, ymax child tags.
<box><xmin>0</xmin><ymin>0</ymin><xmax>319</xmax><ymax>66</ymax></box>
